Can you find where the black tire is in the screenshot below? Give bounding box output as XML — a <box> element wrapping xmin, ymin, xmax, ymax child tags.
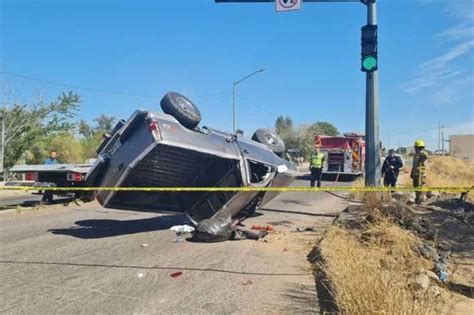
<box><xmin>252</xmin><ymin>129</ymin><xmax>285</xmax><ymax>154</ymax></box>
<box><xmin>160</xmin><ymin>92</ymin><xmax>201</xmax><ymax>129</ymax></box>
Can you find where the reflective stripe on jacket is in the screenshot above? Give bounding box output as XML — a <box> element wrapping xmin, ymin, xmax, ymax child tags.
<box><xmin>310</xmin><ymin>153</ymin><xmax>325</xmax><ymax>168</ymax></box>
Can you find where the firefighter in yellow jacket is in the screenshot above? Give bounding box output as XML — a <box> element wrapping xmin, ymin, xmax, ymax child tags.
<box><xmin>309</xmin><ymin>145</ymin><xmax>325</xmax><ymax>188</ymax></box>
<box><xmin>410</xmin><ymin>140</ymin><xmax>429</xmax><ymax>204</ymax></box>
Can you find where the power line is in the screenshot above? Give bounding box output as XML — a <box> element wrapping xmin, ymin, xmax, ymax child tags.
<box><xmin>385</xmin><ymin>122</ymin><xmax>469</xmax><ymax>138</ymax></box>
<box><xmin>0</xmin><ymin>70</ymin><xmax>231</xmax><ymax>101</ymax></box>
<box><xmin>1</xmin><ymin>70</ymin><xmax>158</xmax><ymax>99</ymax></box>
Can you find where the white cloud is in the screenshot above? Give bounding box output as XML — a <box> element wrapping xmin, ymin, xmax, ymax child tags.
<box><xmin>437</xmin><ymin>25</ymin><xmax>474</xmax><ymax>42</ymax></box>
<box><xmin>444</xmin><ymin>0</ymin><xmax>473</xmax><ymax>22</ymax></box>
<box><xmin>429</xmin><ymin>75</ymin><xmax>473</xmax><ymax>106</ymax></box>
<box><xmin>405</xmin><ymin>0</ymin><xmax>473</xmax><ymax>104</ymax></box>
<box><xmin>406</xmin><ymin>40</ymin><xmax>473</xmax><ymax>93</ymax></box>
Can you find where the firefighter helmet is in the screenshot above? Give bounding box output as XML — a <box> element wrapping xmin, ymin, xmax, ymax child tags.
<box><xmin>414</xmin><ymin>140</ymin><xmax>425</xmax><ymax>148</ymax></box>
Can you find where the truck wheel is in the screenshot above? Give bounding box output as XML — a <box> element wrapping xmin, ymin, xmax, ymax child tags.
<box><xmin>160</xmin><ymin>92</ymin><xmax>201</xmax><ymax>129</ymax></box>
<box><xmin>252</xmin><ymin>129</ymin><xmax>285</xmax><ymax>154</ymax></box>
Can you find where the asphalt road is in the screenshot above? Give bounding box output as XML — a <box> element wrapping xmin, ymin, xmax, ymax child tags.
<box><xmin>0</xmin><ymin>178</ymin><xmax>349</xmax><ymax>314</ymax></box>
<box><xmin>0</xmin><ymin>192</ymin><xmax>73</xmax><ymax>207</ymax></box>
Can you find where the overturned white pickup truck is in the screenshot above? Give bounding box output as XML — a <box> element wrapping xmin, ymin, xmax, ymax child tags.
<box><xmin>86</xmin><ymin>92</ymin><xmax>298</xmax><ymax>224</ymax></box>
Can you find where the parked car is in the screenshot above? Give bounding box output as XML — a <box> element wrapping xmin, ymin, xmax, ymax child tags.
<box><xmin>86</xmin><ymin>92</ymin><xmax>298</xmax><ymax>224</ymax></box>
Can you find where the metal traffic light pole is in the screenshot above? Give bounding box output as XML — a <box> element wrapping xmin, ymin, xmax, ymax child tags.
<box><xmin>216</xmin><ymin>0</ymin><xmax>381</xmax><ymax>186</ymax></box>
<box><xmin>364</xmin><ymin>0</ymin><xmax>380</xmax><ymax>186</ymax></box>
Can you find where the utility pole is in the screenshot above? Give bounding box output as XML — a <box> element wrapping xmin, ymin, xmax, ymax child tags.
<box><xmin>441</xmin><ymin>125</ymin><xmax>445</xmax><ymax>156</ymax></box>
<box><xmin>438</xmin><ymin>121</ymin><xmax>441</xmax><ymax>153</ymax></box>
<box><xmin>216</xmin><ymin>0</ymin><xmax>381</xmax><ymax>186</ymax></box>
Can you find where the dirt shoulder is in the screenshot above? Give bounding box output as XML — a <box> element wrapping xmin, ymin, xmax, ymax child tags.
<box><xmin>309</xmin><ymin>195</ymin><xmax>474</xmax><ymax>314</ymax></box>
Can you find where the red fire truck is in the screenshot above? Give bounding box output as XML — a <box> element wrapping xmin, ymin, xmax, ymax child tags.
<box><xmin>314</xmin><ymin>133</ymin><xmax>365</xmax><ymax>179</ymax></box>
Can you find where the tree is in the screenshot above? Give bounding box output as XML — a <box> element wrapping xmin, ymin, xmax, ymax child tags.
<box><xmin>275</xmin><ymin>115</ymin><xmax>293</xmax><ymax>136</ymax></box>
<box><xmin>94</xmin><ymin>114</ymin><xmax>116</xmax><ymax>133</ymax></box>
<box><xmin>299</xmin><ymin>122</ymin><xmax>339</xmax><ymax>158</ymax></box>
<box><xmin>47</xmin><ymin>132</ymin><xmax>84</xmax><ymax>163</ymax></box>
<box><xmin>273</xmin><ymin>116</ymin><xmax>340</xmax><ymax>159</ymax></box>
<box><xmin>313</xmin><ymin>121</ymin><xmax>338</xmax><ymax>136</ymax></box>
<box><xmin>79</xmin><ymin>114</ymin><xmax>117</xmax><ymax>160</ymax></box>
<box><xmin>275</xmin><ymin>115</ymin><xmax>298</xmax><ymax>148</ymax></box>
<box><xmin>78</xmin><ymin>119</ymin><xmax>93</xmax><ymax>138</ymax></box>
<box><xmin>80</xmin><ymin>133</ymin><xmax>103</xmax><ymax>160</ymax></box>
<box><xmin>2</xmin><ymin>92</ymin><xmax>80</xmax><ymax>169</ymax></box>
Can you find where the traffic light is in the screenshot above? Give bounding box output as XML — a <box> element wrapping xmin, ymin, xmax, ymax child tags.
<box><xmin>361</xmin><ymin>24</ymin><xmax>377</xmax><ymax>72</ymax></box>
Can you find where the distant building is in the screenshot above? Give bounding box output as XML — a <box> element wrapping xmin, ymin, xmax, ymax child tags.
<box><xmin>449</xmin><ymin>134</ymin><xmax>474</xmax><ymax>160</ymax></box>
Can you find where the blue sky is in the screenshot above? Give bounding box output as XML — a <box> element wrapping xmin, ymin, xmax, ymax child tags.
<box><xmin>1</xmin><ymin>0</ymin><xmax>472</xmax><ymax>150</ymax></box>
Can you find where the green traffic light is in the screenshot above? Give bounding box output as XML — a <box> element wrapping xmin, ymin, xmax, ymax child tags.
<box><xmin>362</xmin><ymin>56</ymin><xmax>377</xmax><ymax>71</ymax></box>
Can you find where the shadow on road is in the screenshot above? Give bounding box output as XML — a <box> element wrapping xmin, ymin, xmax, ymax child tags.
<box><xmin>0</xmin><ymin>260</ymin><xmax>308</xmax><ymax>277</ymax></box>
<box><xmin>297</xmin><ymin>173</ymin><xmax>359</xmax><ymax>182</ymax></box>
<box><xmin>48</xmin><ymin>214</ymin><xmax>191</xmax><ymax>239</ymax></box>
<box><xmin>259</xmin><ymin>208</ymin><xmax>339</xmax><ymax>218</ymax></box>
<box><xmin>279</xmin><ymin>199</ymin><xmax>313</xmax><ymax>206</ymax></box>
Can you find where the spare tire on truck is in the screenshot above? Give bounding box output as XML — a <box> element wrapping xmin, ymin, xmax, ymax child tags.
<box><xmin>252</xmin><ymin>129</ymin><xmax>285</xmax><ymax>154</ymax></box>
<box><xmin>160</xmin><ymin>92</ymin><xmax>201</xmax><ymax>129</ymax></box>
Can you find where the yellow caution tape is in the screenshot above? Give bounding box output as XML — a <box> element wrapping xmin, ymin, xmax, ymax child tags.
<box><xmin>0</xmin><ymin>186</ymin><xmax>471</xmax><ymax>192</ymax></box>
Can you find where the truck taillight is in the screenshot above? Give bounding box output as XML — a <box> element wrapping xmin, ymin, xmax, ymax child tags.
<box><xmin>148</xmin><ymin>120</ymin><xmax>162</xmax><ymax>141</ymax></box>
<box><xmin>25</xmin><ymin>172</ymin><xmax>38</xmax><ymax>181</ymax></box>
<box><xmin>148</xmin><ymin>121</ymin><xmax>158</xmax><ymax>132</ymax></box>
<box><xmin>67</xmin><ymin>172</ymin><xmax>84</xmax><ymax>182</ymax></box>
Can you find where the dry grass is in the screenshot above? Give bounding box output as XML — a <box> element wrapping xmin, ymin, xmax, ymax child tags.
<box><xmin>324</xmin><ymin>157</ymin><xmax>473</xmax><ymax>313</ymax></box>
<box><xmin>400</xmin><ymin>156</ymin><xmax>474</xmax><ymax>188</ymax></box>
<box><xmin>318</xmin><ymin>216</ymin><xmax>445</xmax><ymax>314</ymax></box>
<box><xmin>425</xmin><ymin>156</ymin><xmax>474</xmax><ymax>188</ymax></box>
<box><xmin>350</xmin><ymin>177</ymin><xmax>366</xmax><ymax>201</ymax></box>
<box><xmin>400</xmin><ymin>156</ymin><xmax>474</xmax><ymax>199</ymax></box>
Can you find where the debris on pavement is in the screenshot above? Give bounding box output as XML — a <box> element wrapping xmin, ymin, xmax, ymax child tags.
<box><xmin>191</xmin><ymin>216</ymin><xmax>270</xmax><ymax>242</ymax></box>
<box><xmin>233</xmin><ymin>229</ymin><xmax>268</xmax><ymax>241</ymax></box>
<box><xmin>170</xmin><ymin>225</ymin><xmax>195</xmax><ymax>234</ymax></box>
<box><xmin>241</xmin><ymin>280</ymin><xmax>253</xmax><ymax>285</ymax></box>
<box><xmin>192</xmin><ymin>216</ymin><xmax>233</xmax><ymax>243</ymax></box>
<box><xmin>138</xmin><ymin>273</ymin><xmax>144</xmax><ymax>278</ymax></box>
<box><xmin>170</xmin><ymin>272</ymin><xmax>183</xmax><ymax>278</ymax></box>
<box><xmin>251</xmin><ymin>224</ymin><xmax>273</xmax><ymax>231</ymax></box>
<box><xmin>170</xmin><ymin>225</ymin><xmax>195</xmax><ymax>242</ymax></box>
<box><xmin>295</xmin><ymin>226</ymin><xmax>317</xmax><ymax>232</ymax></box>
<box><xmin>141</xmin><ymin>243</ymin><xmax>149</xmax><ymax>248</ymax></box>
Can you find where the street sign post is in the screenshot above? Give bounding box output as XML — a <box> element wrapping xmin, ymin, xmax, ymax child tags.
<box><xmin>276</xmin><ymin>0</ymin><xmax>302</xmax><ymax>12</ymax></box>
<box><xmin>215</xmin><ymin>0</ymin><xmax>381</xmax><ymax>186</ymax></box>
